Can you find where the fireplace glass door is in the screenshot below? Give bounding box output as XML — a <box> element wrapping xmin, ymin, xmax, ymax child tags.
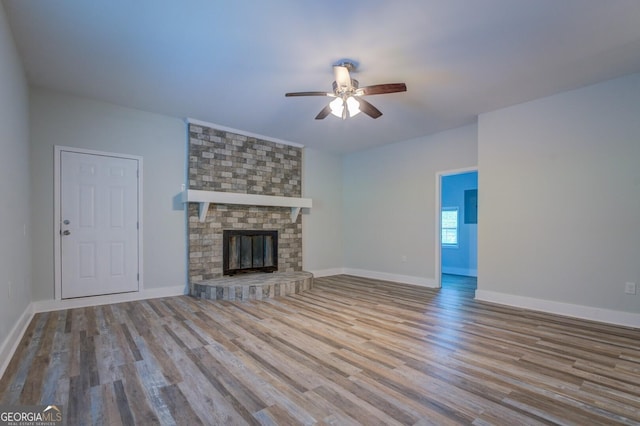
<box><xmin>223</xmin><ymin>230</ymin><xmax>278</xmax><ymax>275</ymax></box>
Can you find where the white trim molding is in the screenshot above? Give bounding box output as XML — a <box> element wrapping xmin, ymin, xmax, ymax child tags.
<box><xmin>343</xmin><ymin>268</ymin><xmax>437</xmax><ymax>288</ymax></box>
<box><xmin>476</xmin><ymin>290</ymin><xmax>640</xmax><ymax>329</ymax></box>
<box><xmin>309</xmin><ymin>268</ymin><xmax>437</xmax><ymax>288</ymax></box>
<box><xmin>182</xmin><ymin>189</ymin><xmax>312</xmax><ymax>223</ymax></box>
<box><xmin>308</xmin><ymin>268</ymin><xmax>347</xmax><ymax>278</ymax></box>
<box><xmin>186</xmin><ymin>118</ymin><xmax>304</xmax><ymax>148</ymax></box>
<box><xmin>33</xmin><ymin>285</ymin><xmax>186</xmax><ymax>313</ymax></box>
<box><xmin>0</xmin><ymin>303</ymin><xmax>34</xmax><ymax>379</ymax></box>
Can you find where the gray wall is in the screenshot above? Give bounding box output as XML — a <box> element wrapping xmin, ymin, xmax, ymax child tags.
<box><xmin>302</xmin><ymin>148</ymin><xmax>344</xmax><ymax>274</ymax></box>
<box><xmin>343</xmin><ymin>124</ymin><xmax>478</xmax><ymax>283</ymax></box>
<box><xmin>0</xmin><ymin>2</ymin><xmax>31</xmax><ymax>344</ymax></box>
<box><xmin>478</xmin><ymin>72</ymin><xmax>640</xmax><ymax>314</ymax></box>
<box><xmin>30</xmin><ymin>88</ymin><xmax>186</xmax><ymax>301</ymax></box>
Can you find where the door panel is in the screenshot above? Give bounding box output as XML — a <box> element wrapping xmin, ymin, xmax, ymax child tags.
<box><xmin>61</xmin><ymin>151</ymin><xmax>139</xmax><ymax>298</ymax></box>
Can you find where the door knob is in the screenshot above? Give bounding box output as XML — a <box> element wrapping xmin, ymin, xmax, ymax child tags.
<box><xmin>62</xmin><ymin>230</ymin><xmax>71</xmax><ymax>236</ymax></box>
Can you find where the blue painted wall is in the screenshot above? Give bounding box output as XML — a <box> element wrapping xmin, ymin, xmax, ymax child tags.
<box><xmin>442</xmin><ymin>171</ymin><xmax>478</xmax><ymax>276</ymax></box>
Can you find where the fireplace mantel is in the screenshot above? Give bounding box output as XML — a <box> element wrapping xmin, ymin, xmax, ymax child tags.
<box><xmin>182</xmin><ymin>189</ymin><xmax>312</xmax><ymax>223</ymax></box>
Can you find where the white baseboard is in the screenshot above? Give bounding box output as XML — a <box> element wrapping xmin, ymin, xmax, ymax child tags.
<box><xmin>300</xmin><ymin>267</ymin><xmax>438</xmax><ymax>289</ymax></box>
<box><xmin>476</xmin><ymin>290</ymin><xmax>640</xmax><ymax>329</ymax></box>
<box><xmin>308</xmin><ymin>268</ymin><xmax>346</xmax><ymax>278</ymax></box>
<box><xmin>33</xmin><ymin>285</ymin><xmax>187</xmax><ymax>313</ymax></box>
<box><xmin>343</xmin><ymin>268</ymin><xmax>437</xmax><ymax>288</ymax></box>
<box><xmin>442</xmin><ymin>267</ymin><xmax>477</xmax><ymax>277</ymax></box>
<box><xmin>0</xmin><ymin>302</ymin><xmax>35</xmax><ymax>379</ymax></box>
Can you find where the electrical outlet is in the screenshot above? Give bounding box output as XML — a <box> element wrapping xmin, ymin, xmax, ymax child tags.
<box><xmin>625</xmin><ymin>282</ymin><xmax>637</xmax><ymax>295</ymax></box>
<box><xmin>401</xmin><ymin>255</ymin><xmax>407</xmax><ymax>262</ymax></box>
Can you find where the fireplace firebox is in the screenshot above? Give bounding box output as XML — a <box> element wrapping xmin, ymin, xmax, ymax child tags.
<box><xmin>223</xmin><ymin>230</ymin><xmax>278</xmax><ymax>275</ymax></box>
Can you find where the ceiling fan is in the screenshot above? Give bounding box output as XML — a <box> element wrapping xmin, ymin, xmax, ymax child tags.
<box><xmin>285</xmin><ymin>61</ymin><xmax>407</xmax><ymax>120</ymax></box>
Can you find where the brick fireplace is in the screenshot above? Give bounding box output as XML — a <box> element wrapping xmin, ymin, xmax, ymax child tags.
<box><xmin>186</xmin><ymin>123</ymin><xmax>303</xmax><ymax>287</ymax></box>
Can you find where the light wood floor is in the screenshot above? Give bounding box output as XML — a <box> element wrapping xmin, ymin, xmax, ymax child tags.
<box><xmin>1</xmin><ymin>275</ymin><xmax>639</xmax><ymax>425</ymax></box>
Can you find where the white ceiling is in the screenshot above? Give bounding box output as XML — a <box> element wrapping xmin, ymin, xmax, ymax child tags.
<box><xmin>4</xmin><ymin>0</ymin><xmax>640</xmax><ymax>153</ymax></box>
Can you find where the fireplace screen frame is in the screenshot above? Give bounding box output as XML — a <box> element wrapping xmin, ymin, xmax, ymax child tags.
<box><xmin>222</xmin><ymin>229</ymin><xmax>278</xmax><ymax>276</ymax></box>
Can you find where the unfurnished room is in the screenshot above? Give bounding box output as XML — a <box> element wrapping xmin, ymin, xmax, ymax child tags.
<box><xmin>1</xmin><ymin>1</ymin><xmax>639</xmax><ymax>425</ymax></box>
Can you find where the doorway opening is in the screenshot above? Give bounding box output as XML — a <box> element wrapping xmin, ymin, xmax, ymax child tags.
<box><xmin>435</xmin><ymin>168</ymin><xmax>478</xmax><ymax>294</ymax></box>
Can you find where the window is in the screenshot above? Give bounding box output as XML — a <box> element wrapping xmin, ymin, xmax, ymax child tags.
<box><xmin>441</xmin><ymin>207</ymin><xmax>458</xmax><ymax>246</ymax></box>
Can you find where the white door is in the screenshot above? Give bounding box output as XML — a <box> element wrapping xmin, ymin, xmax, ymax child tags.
<box><xmin>60</xmin><ymin>151</ymin><xmax>139</xmax><ymax>298</ymax></box>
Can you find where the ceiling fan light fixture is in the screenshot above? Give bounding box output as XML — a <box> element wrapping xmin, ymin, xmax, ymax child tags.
<box><xmin>329</xmin><ymin>97</ymin><xmax>344</xmax><ymax>117</ymax></box>
<box><xmin>346</xmin><ymin>96</ymin><xmax>361</xmax><ymax>117</ymax></box>
<box><xmin>329</xmin><ymin>96</ymin><xmax>360</xmax><ymax>119</ymax></box>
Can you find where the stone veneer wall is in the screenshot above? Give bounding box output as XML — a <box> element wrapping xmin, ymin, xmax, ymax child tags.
<box><xmin>187</xmin><ymin>123</ymin><xmax>303</xmax><ymax>283</ymax></box>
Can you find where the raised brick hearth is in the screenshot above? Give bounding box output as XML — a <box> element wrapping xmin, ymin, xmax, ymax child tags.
<box><xmin>191</xmin><ymin>271</ymin><xmax>313</xmax><ymax>301</ymax></box>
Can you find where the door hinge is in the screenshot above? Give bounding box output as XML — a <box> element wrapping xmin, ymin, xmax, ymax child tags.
<box><xmin>137</xmin><ymin>222</ymin><xmax>139</xmax><ymax>230</ymax></box>
<box><xmin>137</xmin><ymin>273</ymin><xmax>140</xmax><ymax>281</ymax></box>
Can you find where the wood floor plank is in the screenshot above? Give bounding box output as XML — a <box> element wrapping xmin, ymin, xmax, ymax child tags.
<box><xmin>119</xmin><ymin>323</ymin><xmax>143</xmax><ymax>362</ymax></box>
<box><xmin>113</xmin><ymin>379</ymin><xmax>135</xmax><ymax>426</ymax></box>
<box><xmin>67</xmin><ymin>374</ymin><xmax>90</xmax><ymax>425</ymax></box>
<box><xmin>254</xmin><ymin>403</ymin><xmax>305</xmax><ymax>426</ymax></box>
<box><xmin>1</xmin><ymin>275</ymin><xmax>638</xmax><ymax>425</ymax></box>
<box><xmin>38</xmin><ymin>350</ymin><xmax>68</xmax><ymax>405</ymax></box>
<box><xmin>164</xmin><ymin>339</ymin><xmax>248</xmax><ymax>425</ymax></box>
<box><xmin>97</xmin><ymin>382</ymin><xmax>124</xmax><ymax>426</ymax></box>
<box><xmin>19</xmin><ymin>312</ymin><xmax>57</xmax><ymax>403</ymax></box>
<box><xmin>0</xmin><ymin>313</ymin><xmax>48</xmax><ymax>405</ymax></box>
<box><xmin>135</xmin><ymin>328</ymin><xmax>184</xmax><ymax>386</ymax></box>
<box><xmin>84</xmin><ymin>306</ymin><xmax>99</xmax><ymax>337</ymax></box>
<box><xmin>186</xmin><ymin>347</ymin><xmax>261</xmax><ymax>426</ymax></box>
<box><xmin>159</xmin><ymin>383</ymin><xmax>205</xmax><ymax>425</ymax></box>
<box><xmin>310</xmin><ymin>384</ymin><xmax>400</xmax><ymax>426</ymax></box>
<box><xmin>118</xmin><ymin>363</ymin><xmax>161</xmax><ymax>425</ymax></box>
<box><xmin>94</xmin><ymin>332</ymin><xmax>121</xmax><ymax>386</ymax></box>
<box><xmin>89</xmin><ymin>383</ymin><xmax>107</xmax><ymax>425</ymax></box>
<box><xmin>130</xmin><ymin>345</ymin><xmax>176</xmax><ymax>425</ymax></box>
<box><xmin>350</xmin><ymin>370</ymin><xmax>468</xmax><ymax>425</ymax></box>
<box><xmin>229</xmin><ymin>337</ymin><xmax>311</xmax><ymax>394</ymax></box>
<box><xmin>203</xmin><ymin>343</ymin><xmax>321</xmax><ymax>424</ymax></box>
<box><xmin>18</xmin><ymin>353</ymin><xmax>51</xmax><ymax>404</ymax></box>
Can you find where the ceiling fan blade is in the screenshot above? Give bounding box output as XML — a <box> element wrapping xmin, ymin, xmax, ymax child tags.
<box><xmin>315</xmin><ymin>105</ymin><xmax>332</xmax><ymax>120</ymax></box>
<box><xmin>333</xmin><ymin>65</ymin><xmax>352</xmax><ymax>90</ymax></box>
<box><xmin>359</xmin><ymin>83</ymin><xmax>407</xmax><ymax>96</ymax></box>
<box><xmin>354</xmin><ymin>98</ymin><xmax>383</xmax><ymax>119</ymax></box>
<box><xmin>285</xmin><ymin>91</ymin><xmax>333</xmax><ymax>97</ymax></box>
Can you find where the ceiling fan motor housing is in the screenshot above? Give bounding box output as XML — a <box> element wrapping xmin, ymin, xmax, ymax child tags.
<box><xmin>333</xmin><ymin>79</ymin><xmax>359</xmax><ymax>96</ymax></box>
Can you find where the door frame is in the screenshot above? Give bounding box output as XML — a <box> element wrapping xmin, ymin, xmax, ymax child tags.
<box><xmin>434</xmin><ymin>166</ymin><xmax>478</xmax><ymax>289</ymax></box>
<box><xmin>53</xmin><ymin>146</ymin><xmax>144</xmax><ymax>300</ymax></box>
